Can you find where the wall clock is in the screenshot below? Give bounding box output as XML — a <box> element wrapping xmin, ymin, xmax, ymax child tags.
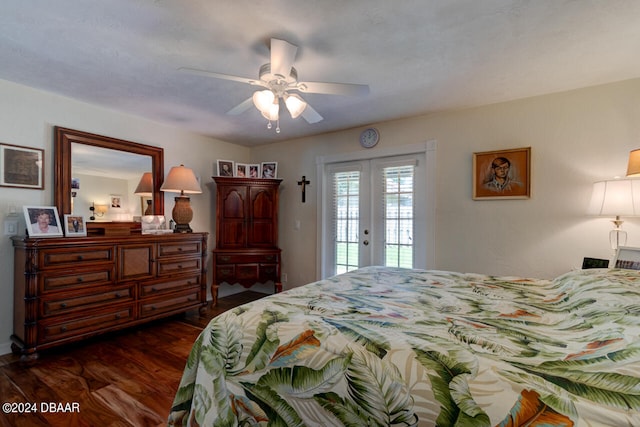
<box><xmin>359</xmin><ymin>127</ymin><xmax>379</xmax><ymax>148</ymax></box>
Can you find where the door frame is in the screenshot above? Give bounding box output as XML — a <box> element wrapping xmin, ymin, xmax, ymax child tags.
<box><xmin>315</xmin><ymin>140</ymin><xmax>437</xmax><ymax>280</ymax></box>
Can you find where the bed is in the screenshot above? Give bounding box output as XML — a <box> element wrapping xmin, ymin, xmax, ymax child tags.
<box><xmin>168</xmin><ymin>266</ymin><xmax>640</xmax><ymax>426</ymax></box>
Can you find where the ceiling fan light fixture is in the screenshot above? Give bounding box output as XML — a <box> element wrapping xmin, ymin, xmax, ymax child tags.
<box><xmin>252</xmin><ymin>90</ymin><xmax>275</xmax><ymax>114</ymax></box>
<box><xmin>284</xmin><ymin>93</ymin><xmax>307</xmax><ymax>119</ymax></box>
<box><xmin>260</xmin><ymin>100</ymin><xmax>279</xmax><ymax>121</ymax></box>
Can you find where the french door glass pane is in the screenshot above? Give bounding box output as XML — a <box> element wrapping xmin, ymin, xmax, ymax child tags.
<box><xmin>334</xmin><ymin>171</ymin><xmax>360</xmax><ymax>273</ymax></box>
<box><xmin>383</xmin><ymin>165</ymin><xmax>414</xmax><ymax>268</ymax></box>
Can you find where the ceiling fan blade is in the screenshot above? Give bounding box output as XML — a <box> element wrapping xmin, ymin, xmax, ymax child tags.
<box><xmin>301</xmin><ymin>103</ymin><xmax>323</xmax><ymax>124</ymax></box>
<box><xmin>270</xmin><ymin>38</ymin><xmax>298</xmax><ymax>78</ymax></box>
<box><xmin>226</xmin><ymin>97</ymin><xmax>254</xmax><ymax>115</ymax></box>
<box><xmin>296</xmin><ymin>81</ymin><xmax>369</xmax><ymax>96</ymax></box>
<box><xmin>179</xmin><ymin>67</ymin><xmax>265</xmax><ymax>87</ymax></box>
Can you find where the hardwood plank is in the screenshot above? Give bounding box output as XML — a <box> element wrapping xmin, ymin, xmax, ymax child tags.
<box><xmin>0</xmin><ymin>291</ymin><xmax>266</xmax><ymax>426</ymax></box>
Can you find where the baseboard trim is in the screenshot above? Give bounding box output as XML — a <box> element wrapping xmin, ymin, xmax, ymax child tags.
<box><xmin>0</xmin><ymin>340</ymin><xmax>12</xmax><ymax>356</ymax></box>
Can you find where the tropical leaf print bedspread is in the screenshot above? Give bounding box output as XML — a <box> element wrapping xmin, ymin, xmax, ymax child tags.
<box><xmin>168</xmin><ymin>266</ymin><xmax>640</xmax><ymax>426</ymax></box>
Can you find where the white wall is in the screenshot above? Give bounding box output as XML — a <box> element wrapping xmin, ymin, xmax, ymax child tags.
<box><xmin>251</xmin><ymin>78</ymin><xmax>640</xmax><ymax>290</ymax></box>
<box><xmin>3</xmin><ymin>76</ymin><xmax>640</xmax><ymax>356</ymax></box>
<box><xmin>0</xmin><ymin>79</ymin><xmax>249</xmax><ymax>354</ymax></box>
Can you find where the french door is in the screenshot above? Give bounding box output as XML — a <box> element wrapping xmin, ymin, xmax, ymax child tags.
<box><xmin>321</xmin><ymin>152</ymin><xmax>427</xmax><ymax>277</ymax></box>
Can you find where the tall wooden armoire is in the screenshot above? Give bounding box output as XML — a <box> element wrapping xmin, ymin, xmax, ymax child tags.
<box><xmin>211</xmin><ymin>177</ymin><xmax>282</xmax><ymax>305</ymax></box>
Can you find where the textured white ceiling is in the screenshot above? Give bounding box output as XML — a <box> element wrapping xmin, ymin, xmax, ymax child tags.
<box><xmin>2</xmin><ymin>0</ymin><xmax>640</xmax><ymax>146</ymax></box>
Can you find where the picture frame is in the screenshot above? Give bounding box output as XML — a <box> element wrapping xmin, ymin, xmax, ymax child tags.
<box><xmin>141</xmin><ymin>215</ymin><xmax>170</xmax><ymax>234</ymax></box>
<box><xmin>24</xmin><ymin>206</ymin><xmax>63</xmax><ymax>237</ymax></box>
<box><xmin>0</xmin><ymin>143</ymin><xmax>44</xmax><ymax>189</ymax></box>
<box><xmin>248</xmin><ymin>164</ymin><xmax>260</xmax><ymax>178</ymax></box>
<box><xmin>110</xmin><ymin>194</ymin><xmax>123</xmax><ymax>209</ymax></box>
<box><xmin>261</xmin><ymin>161</ymin><xmax>278</xmax><ymax>179</ymax></box>
<box><xmin>473</xmin><ymin>147</ymin><xmax>531</xmax><ymax>200</ymax></box>
<box><xmin>217</xmin><ymin>160</ymin><xmax>235</xmax><ymax>177</ymax></box>
<box><xmin>613</xmin><ymin>246</ymin><xmax>640</xmax><ymax>270</ymax></box>
<box><xmin>63</xmin><ymin>214</ymin><xmax>87</xmax><ymax>237</ymax></box>
<box><xmin>235</xmin><ymin>163</ymin><xmax>248</xmax><ymax>177</ymax></box>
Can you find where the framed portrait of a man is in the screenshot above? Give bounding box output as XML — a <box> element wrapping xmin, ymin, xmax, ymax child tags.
<box><xmin>473</xmin><ymin>147</ymin><xmax>531</xmax><ymax>200</ymax></box>
<box><xmin>63</xmin><ymin>214</ymin><xmax>87</xmax><ymax>237</ymax></box>
<box><xmin>24</xmin><ymin>206</ymin><xmax>63</xmax><ymax>237</ymax></box>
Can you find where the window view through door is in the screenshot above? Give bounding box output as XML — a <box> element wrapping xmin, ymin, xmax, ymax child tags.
<box><xmin>382</xmin><ymin>165</ymin><xmax>414</xmax><ymax>268</ymax></box>
<box><xmin>327</xmin><ymin>153</ymin><xmax>425</xmax><ymax>276</ymax></box>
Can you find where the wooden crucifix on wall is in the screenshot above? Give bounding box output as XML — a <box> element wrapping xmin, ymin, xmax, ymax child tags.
<box><xmin>297</xmin><ymin>175</ymin><xmax>310</xmax><ymax>203</ymax></box>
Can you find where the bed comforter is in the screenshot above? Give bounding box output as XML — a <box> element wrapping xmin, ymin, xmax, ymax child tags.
<box><xmin>168</xmin><ymin>266</ymin><xmax>640</xmax><ymax>426</ymax></box>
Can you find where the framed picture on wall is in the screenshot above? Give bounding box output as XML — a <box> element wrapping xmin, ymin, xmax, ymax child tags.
<box><xmin>24</xmin><ymin>206</ymin><xmax>63</xmax><ymax>237</ymax></box>
<box><xmin>63</xmin><ymin>214</ymin><xmax>87</xmax><ymax>237</ymax></box>
<box><xmin>0</xmin><ymin>143</ymin><xmax>44</xmax><ymax>189</ymax></box>
<box><xmin>110</xmin><ymin>194</ymin><xmax>123</xmax><ymax>209</ymax></box>
<box><xmin>473</xmin><ymin>147</ymin><xmax>531</xmax><ymax>200</ymax></box>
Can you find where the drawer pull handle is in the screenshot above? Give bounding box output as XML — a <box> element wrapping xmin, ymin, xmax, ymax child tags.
<box><xmin>115</xmin><ymin>314</ymin><xmax>121</xmax><ymax>319</ymax></box>
<box><xmin>60</xmin><ymin>303</ymin><xmax>67</xmax><ymax>308</ymax></box>
<box><xmin>178</xmin><ymin>265</ymin><xmax>183</xmax><ymax>269</ymax></box>
<box><xmin>178</xmin><ymin>248</ymin><xmax>183</xmax><ymax>251</ymax></box>
<box><xmin>265</xmin><ymin>255</ymin><xmax>274</xmax><ymax>261</ymax></box>
<box><xmin>115</xmin><ymin>293</ymin><xmax>121</xmax><ymax>298</ymax></box>
<box><xmin>77</xmin><ymin>255</ymin><xmax>84</xmax><ymax>260</ymax></box>
<box><xmin>151</xmin><ymin>287</ymin><xmax>157</xmax><ymax>292</ymax></box>
<box><xmin>60</xmin><ymin>326</ymin><xmax>67</xmax><ymax>332</ymax></box>
<box><xmin>220</xmin><ymin>256</ymin><xmax>230</xmax><ymax>262</ymax></box>
<box><xmin>151</xmin><ymin>306</ymin><xmax>156</xmax><ymax>310</ymax></box>
<box><xmin>77</xmin><ymin>277</ymin><xmax>83</xmax><ymax>283</ymax></box>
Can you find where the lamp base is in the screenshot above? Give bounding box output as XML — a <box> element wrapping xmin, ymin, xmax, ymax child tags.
<box><xmin>171</xmin><ymin>195</ymin><xmax>194</xmax><ymax>233</ymax></box>
<box><xmin>173</xmin><ymin>223</ymin><xmax>193</xmax><ymax>233</ymax></box>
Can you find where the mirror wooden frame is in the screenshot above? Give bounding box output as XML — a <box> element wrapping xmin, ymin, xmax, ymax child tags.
<box><xmin>54</xmin><ymin>126</ymin><xmax>164</xmax><ymax>233</ymax></box>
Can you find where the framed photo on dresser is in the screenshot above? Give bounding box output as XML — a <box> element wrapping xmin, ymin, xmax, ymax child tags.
<box><xmin>24</xmin><ymin>205</ymin><xmax>63</xmax><ymax>237</ymax></box>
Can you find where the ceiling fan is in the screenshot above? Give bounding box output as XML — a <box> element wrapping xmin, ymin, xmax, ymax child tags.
<box><xmin>179</xmin><ymin>38</ymin><xmax>369</xmax><ymax>132</ymax></box>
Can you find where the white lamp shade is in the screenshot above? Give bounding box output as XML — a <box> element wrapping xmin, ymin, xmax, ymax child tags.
<box><xmin>284</xmin><ymin>93</ymin><xmax>307</xmax><ymax>118</ymax></box>
<box><xmin>261</xmin><ymin>101</ymin><xmax>279</xmax><ymax>121</ymax></box>
<box><xmin>252</xmin><ymin>90</ymin><xmax>275</xmax><ymax>114</ymax></box>
<box><xmin>134</xmin><ymin>172</ymin><xmax>153</xmax><ymax>196</ymax></box>
<box><xmin>160</xmin><ymin>165</ymin><xmax>202</xmax><ymax>195</ymax></box>
<box><xmin>587</xmin><ymin>179</ymin><xmax>640</xmax><ymax>216</ymax></box>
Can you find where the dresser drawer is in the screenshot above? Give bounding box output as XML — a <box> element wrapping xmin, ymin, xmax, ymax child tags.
<box><xmin>41</xmin><ymin>285</ymin><xmax>133</xmax><ymax>317</ymax></box>
<box><xmin>158</xmin><ymin>241</ymin><xmax>202</xmax><ymax>257</ymax></box>
<box><xmin>156</xmin><ymin>257</ymin><xmax>202</xmax><ymax>276</ymax></box>
<box><xmin>39</xmin><ymin>305</ymin><xmax>134</xmax><ymax>343</ymax></box>
<box><xmin>140</xmin><ymin>275</ymin><xmax>201</xmax><ymax>297</ymax></box>
<box><xmin>139</xmin><ymin>290</ymin><xmax>201</xmax><ymax>318</ymax></box>
<box><xmin>216</xmin><ymin>253</ymin><xmax>279</xmax><ymax>264</ymax></box>
<box><xmin>259</xmin><ymin>264</ymin><xmax>279</xmax><ymax>281</ymax></box>
<box><xmin>42</xmin><ymin>266</ymin><xmax>115</xmax><ymax>293</ymax></box>
<box><xmin>40</xmin><ymin>246</ymin><xmax>114</xmax><ymax>269</ymax></box>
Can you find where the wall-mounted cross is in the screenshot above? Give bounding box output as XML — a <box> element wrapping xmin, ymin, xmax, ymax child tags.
<box><xmin>297</xmin><ymin>175</ymin><xmax>310</xmax><ymax>203</ymax></box>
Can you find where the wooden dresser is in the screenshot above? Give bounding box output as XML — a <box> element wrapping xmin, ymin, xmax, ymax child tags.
<box><xmin>212</xmin><ymin>177</ymin><xmax>282</xmax><ymax>305</ymax></box>
<box><xmin>11</xmin><ymin>232</ymin><xmax>208</xmax><ymax>360</ymax></box>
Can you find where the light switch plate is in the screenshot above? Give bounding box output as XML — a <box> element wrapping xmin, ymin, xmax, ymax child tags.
<box><xmin>4</xmin><ymin>219</ymin><xmax>18</xmax><ymax>236</ymax></box>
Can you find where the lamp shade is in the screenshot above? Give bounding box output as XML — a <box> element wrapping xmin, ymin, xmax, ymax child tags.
<box><xmin>252</xmin><ymin>90</ymin><xmax>275</xmax><ymax>114</ymax></box>
<box><xmin>134</xmin><ymin>172</ymin><xmax>153</xmax><ymax>196</ymax></box>
<box><xmin>587</xmin><ymin>179</ymin><xmax>640</xmax><ymax>216</ymax></box>
<box><xmin>627</xmin><ymin>149</ymin><xmax>640</xmax><ymax>177</ymax></box>
<box><xmin>160</xmin><ymin>165</ymin><xmax>202</xmax><ymax>195</ymax></box>
<box><xmin>284</xmin><ymin>93</ymin><xmax>307</xmax><ymax>118</ymax></box>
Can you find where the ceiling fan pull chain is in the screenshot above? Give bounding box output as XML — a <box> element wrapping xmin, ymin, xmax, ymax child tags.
<box><xmin>276</xmin><ymin>119</ymin><xmax>281</xmax><ymax>133</ymax></box>
<box><xmin>267</xmin><ymin>120</ymin><xmax>272</xmax><ymax>130</ymax></box>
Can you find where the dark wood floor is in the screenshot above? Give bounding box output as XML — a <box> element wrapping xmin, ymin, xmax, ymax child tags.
<box><xmin>0</xmin><ymin>291</ymin><xmax>266</xmax><ymax>427</ymax></box>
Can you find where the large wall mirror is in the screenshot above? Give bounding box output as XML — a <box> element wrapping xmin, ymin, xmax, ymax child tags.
<box><xmin>54</xmin><ymin>127</ymin><xmax>164</xmax><ymax>231</ymax></box>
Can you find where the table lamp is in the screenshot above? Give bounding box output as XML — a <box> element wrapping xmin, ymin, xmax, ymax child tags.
<box><xmin>160</xmin><ymin>165</ymin><xmax>202</xmax><ymax>233</ymax></box>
